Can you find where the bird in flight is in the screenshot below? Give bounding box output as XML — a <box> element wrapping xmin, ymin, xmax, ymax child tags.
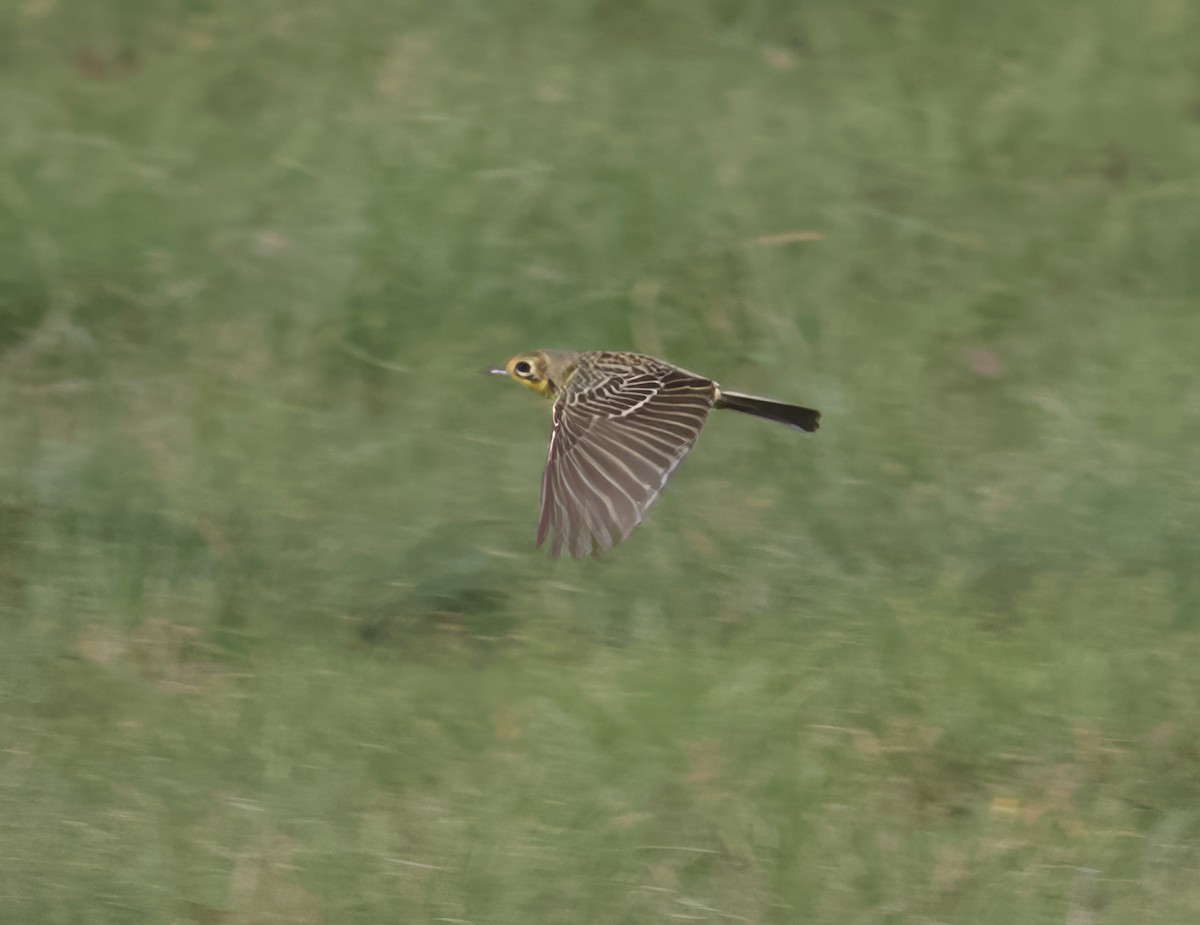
<box><xmin>488</xmin><ymin>350</ymin><xmax>819</xmax><ymax>558</ymax></box>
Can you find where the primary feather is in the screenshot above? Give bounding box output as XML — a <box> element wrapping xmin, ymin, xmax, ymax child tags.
<box><xmin>537</xmin><ymin>355</ymin><xmax>716</xmax><ymax>557</ymax></box>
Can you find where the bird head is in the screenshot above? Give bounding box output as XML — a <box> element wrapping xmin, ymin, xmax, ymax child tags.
<box><xmin>486</xmin><ymin>350</ymin><xmax>556</xmax><ymax>399</ymax></box>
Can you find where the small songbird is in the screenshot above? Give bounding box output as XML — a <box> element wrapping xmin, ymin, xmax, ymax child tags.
<box><xmin>488</xmin><ymin>350</ymin><xmax>819</xmax><ymax>558</ymax></box>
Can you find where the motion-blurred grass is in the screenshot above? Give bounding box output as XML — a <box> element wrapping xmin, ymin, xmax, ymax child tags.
<box><xmin>3</xmin><ymin>1</ymin><xmax>1200</xmax><ymax>922</ymax></box>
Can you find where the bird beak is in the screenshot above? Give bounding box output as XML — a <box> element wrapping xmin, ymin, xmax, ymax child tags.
<box><xmin>482</xmin><ymin>367</ymin><xmax>508</xmax><ymax>376</ymax></box>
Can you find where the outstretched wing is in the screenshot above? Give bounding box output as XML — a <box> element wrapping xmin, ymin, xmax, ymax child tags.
<box><xmin>537</xmin><ymin>365</ymin><xmax>717</xmax><ymax>558</ymax></box>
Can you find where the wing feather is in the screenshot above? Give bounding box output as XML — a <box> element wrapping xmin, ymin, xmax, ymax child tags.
<box><xmin>537</xmin><ymin>362</ymin><xmax>716</xmax><ymax>557</ymax></box>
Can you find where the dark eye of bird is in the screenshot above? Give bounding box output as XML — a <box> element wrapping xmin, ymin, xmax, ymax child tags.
<box><xmin>515</xmin><ymin>361</ymin><xmax>531</xmax><ymax>375</ymax></box>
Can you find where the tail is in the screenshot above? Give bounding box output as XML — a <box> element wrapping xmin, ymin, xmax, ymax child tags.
<box><xmin>714</xmin><ymin>390</ymin><xmax>820</xmax><ymax>432</ymax></box>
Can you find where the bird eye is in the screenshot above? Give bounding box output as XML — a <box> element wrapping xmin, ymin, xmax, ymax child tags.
<box><xmin>515</xmin><ymin>360</ymin><xmax>532</xmax><ymax>375</ymax></box>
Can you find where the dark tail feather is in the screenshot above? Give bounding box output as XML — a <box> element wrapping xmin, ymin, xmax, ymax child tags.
<box><xmin>715</xmin><ymin>390</ymin><xmax>820</xmax><ymax>432</ymax></box>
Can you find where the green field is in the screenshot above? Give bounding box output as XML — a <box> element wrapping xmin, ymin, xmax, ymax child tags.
<box><xmin>3</xmin><ymin>1</ymin><xmax>1200</xmax><ymax>921</ymax></box>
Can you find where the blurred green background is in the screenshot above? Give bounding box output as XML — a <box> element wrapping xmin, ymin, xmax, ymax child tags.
<box><xmin>3</xmin><ymin>1</ymin><xmax>1200</xmax><ymax>922</ymax></box>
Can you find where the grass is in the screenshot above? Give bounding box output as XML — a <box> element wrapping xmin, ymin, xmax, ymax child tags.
<box><xmin>3</xmin><ymin>0</ymin><xmax>1200</xmax><ymax>921</ymax></box>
